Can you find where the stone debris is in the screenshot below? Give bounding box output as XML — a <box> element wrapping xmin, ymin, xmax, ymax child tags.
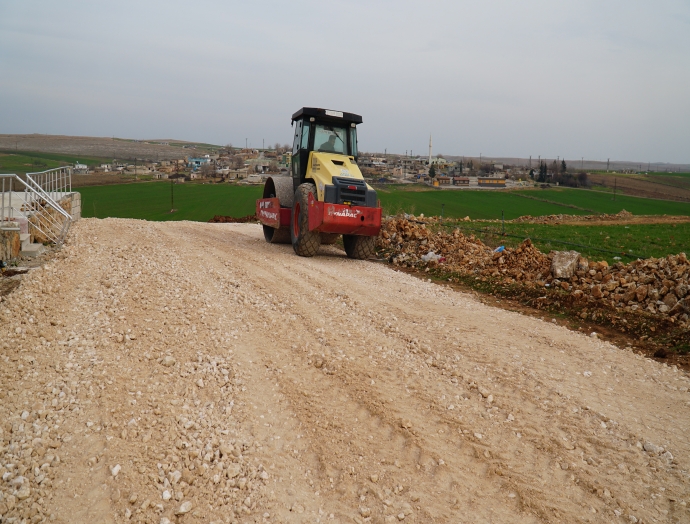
<box><xmin>175</xmin><ymin>501</ymin><xmax>192</xmax><ymax>515</ymax></box>
<box><xmin>376</xmin><ymin>216</ymin><xmax>690</xmax><ymax>329</ymax></box>
<box><xmin>551</xmin><ymin>250</ymin><xmax>581</xmax><ymax>279</ymax></box>
<box><xmin>512</xmin><ymin>209</ymin><xmax>634</xmax><ymax>224</ymax></box>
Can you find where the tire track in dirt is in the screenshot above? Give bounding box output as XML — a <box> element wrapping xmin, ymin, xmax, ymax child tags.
<box><xmin>171</xmin><ymin>222</ymin><xmax>690</xmax><ymax>523</ymax></box>
<box><xmin>2</xmin><ymin>219</ymin><xmax>689</xmax><ymax>524</ymax></box>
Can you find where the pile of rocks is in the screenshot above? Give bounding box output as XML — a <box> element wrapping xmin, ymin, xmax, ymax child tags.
<box><xmin>208</xmin><ymin>215</ymin><xmax>257</xmax><ymax>224</ymax></box>
<box><xmin>512</xmin><ymin>209</ymin><xmax>634</xmax><ymax>224</ymax></box>
<box><xmin>377</xmin><ymin>217</ymin><xmax>690</xmax><ymax>328</ymax></box>
<box><xmin>377</xmin><ymin>217</ymin><xmax>552</xmax><ymax>283</ymax></box>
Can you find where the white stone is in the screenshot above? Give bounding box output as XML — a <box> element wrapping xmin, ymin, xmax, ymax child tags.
<box><xmin>643</xmin><ymin>442</ymin><xmax>660</xmax><ymax>454</ymax></box>
<box><xmin>162</xmin><ymin>490</ymin><xmax>171</xmax><ymax>501</ymax></box>
<box><xmin>111</xmin><ymin>464</ymin><xmax>121</xmax><ymax>477</ymax></box>
<box><xmin>175</xmin><ymin>501</ymin><xmax>192</xmax><ymax>515</ymax></box>
<box><xmin>226</xmin><ymin>463</ymin><xmax>241</xmax><ymax>478</ymax></box>
<box><xmin>15</xmin><ymin>484</ymin><xmax>31</xmax><ymax>500</ymax></box>
<box><xmin>170</xmin><ymin>470</ymin><xmax>182</xmax><ymax>484</ymax></box>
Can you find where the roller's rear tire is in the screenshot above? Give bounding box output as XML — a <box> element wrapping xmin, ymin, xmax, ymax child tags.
<box><xmin>291</xmin><ymin>184</ymin><xmax>321</xmax><ymax>257</ymax></box>
<box><xmin>343</xmin><ymin>234</ymin><xmax>376</xmax><ymax>260</ymax></box>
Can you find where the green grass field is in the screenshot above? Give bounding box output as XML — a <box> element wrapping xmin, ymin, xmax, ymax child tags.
<box><xmin>514</xmin><ymin>188</ymin><xmax>690</xmax><ymax>216</ymax></box>
<box><xmin>377</xmin><ymin>187</ymin><xmax>595</xmax><ymax>219</ymax></box>
<box><xmin>375</xmin><ymin>186</ymin><xmax>689</xmax><ymax>220</ymax></box>
<box><xmin>0</xmin><ymin>151</ymin><xmax>109</xmax><ymax>175</ymax></box>
<box><xmin>444</xmin><ymin>221</ymin><xmax>689</xmax><ymax>264</ymax></box>
<box><xmin>79</xmin><ymin>182</ymin><xmax>262</xmax><ymax>221</ymax></box>
<box><xmin>78</xmin><ymin>182</ymin><xmax>690</xmax><ymax>222</ymax></box>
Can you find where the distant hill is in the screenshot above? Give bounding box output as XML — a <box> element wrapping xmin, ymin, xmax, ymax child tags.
<box><xmin>0</xmin><ymin>134</ymin><xmax>221</xmax><ymax>161</ymax></box>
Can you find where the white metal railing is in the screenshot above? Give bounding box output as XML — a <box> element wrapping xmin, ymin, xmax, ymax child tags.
<box><xmin>27</xmin><ymin>166</ymin><xmax>80</xmax><ymax>222</ymax></box>
<box><xmin>0</xmin><ymin>172</ymin><xmax>73</xmax><ymax>246</ymax></box>
<box><xmin>27</xmin><ymin>166</ymin><xmax>72</xmax><ymax>202</ymax></box>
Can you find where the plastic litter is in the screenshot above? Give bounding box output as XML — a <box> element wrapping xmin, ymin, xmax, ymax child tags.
<box><xmin>494</xmin><ymin>246</ymin><xmax>505</xmax><ymax>253</ymax></box>
<box><xmin>421</xmin><ymin>251</ymin><xmax>444</xmax><ymax>263</ymax></box>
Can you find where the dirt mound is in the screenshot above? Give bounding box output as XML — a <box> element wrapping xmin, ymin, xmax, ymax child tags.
<box><xmin>377</xmin><ymin>217</ymin><xmax>690</xmax><ymax>333</ymax></box>
<box><xmin>208</xmin><ymin>214</ymin><xmax>257</xmax><ymax>223</ymax></box>
<box><xmin>512</xmin><ymin>209</ymin><xmax>634</xmax><ymax>224</ymax></box>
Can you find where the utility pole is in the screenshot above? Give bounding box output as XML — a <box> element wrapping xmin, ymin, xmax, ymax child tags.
<box><xmin>263</xmin><ymin>139</ymin><xmax>264</xmax><ymax>150</ymax></box>
<box><xmin>245</xmin><ymin>138</ymin><xmax>248</xmax><ymax>149</ymax></box>
<box><xmin>607</xmin><ymin>158</ymin><xmax>610</xmax><ymax>172</ymax></box>
<box><xmin>529</xmin><ymin>155</ymin><xmax>531</xmax><ymax>169</ymax></box>
<box><xmin>170</xmin><ymin>179</ymin><xmax>175</xmax><ymax>212</ymax></box>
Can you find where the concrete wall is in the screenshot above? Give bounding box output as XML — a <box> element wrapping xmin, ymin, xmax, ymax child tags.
<box><xmin>69</xmin><ymin>192</ymin><xmax>82</xmax><ymax>220</ymax></box>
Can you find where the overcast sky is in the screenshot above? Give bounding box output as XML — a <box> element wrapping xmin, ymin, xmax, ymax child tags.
<box><xmin>1</xmin><ymin>1</ymin><xmax>689</xmax><ymax>163</ymax></box>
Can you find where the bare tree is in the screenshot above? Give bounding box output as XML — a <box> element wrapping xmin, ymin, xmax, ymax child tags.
<box><xmin>232</xmin><ymin>155</ymin><xmax>244</xmax><ymax>169</ymax></box>
<box><xmin>200</xmin><ymin>163</ymin><xmax>215</xmax><ymax>178</ymax></box>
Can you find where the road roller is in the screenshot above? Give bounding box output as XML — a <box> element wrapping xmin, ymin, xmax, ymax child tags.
<box><xmin>256</xmin><ymin>107</ymin><xmax>382</xmax><ymax>259</ymax></box>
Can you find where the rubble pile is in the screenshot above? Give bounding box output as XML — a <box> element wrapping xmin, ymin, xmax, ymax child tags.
<box><xmin>511</xmin><ymin>209</ymin><xmax>634</xmax><ymax>224</ymax></box>
<box><xmin>208</xmin><ymin>215</ymin><xmax>257</xmax><ymax>223</ymax></box>
<box><xmin>377</xmin><ymin>218</ymin><xmax>551</xmax><ymax>282</ymax></box>
<box><xmin>377</xmin><ymin>217</ymin><xmax>690</xmax><ymax>328</ymax></box>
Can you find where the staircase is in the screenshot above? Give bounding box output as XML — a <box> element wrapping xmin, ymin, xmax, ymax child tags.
<box><xmin>20</xmin><ymin>233</ymin><xmax>45</xmax><ymax>258</ymax></box>
<box><xmin>1</xmin><ymin>167</ymin><xmax>79</xmax><ymax>261</ymax></box>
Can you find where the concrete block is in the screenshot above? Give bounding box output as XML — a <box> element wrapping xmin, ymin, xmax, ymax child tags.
<box><xmin>551</xmin><ymin>250</ymin><xmax>581</xmax><ymax>279</ymax></box>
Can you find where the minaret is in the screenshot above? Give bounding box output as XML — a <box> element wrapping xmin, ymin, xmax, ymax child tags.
<box><xmin>428</xmin><ymin>134</ymin><xmax>432</xmax><ymax>166</ymax></box>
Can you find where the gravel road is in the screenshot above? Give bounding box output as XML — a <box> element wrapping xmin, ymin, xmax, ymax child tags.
<box><xmin>1</xmin><ymin>219</ymin><xmax>689</xmax><ymax>524</ymax></box>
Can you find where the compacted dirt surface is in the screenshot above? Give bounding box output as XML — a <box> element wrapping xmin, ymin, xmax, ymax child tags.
<box><xmin>1</xmin><ymin>219</ymin><xmax>690</xmax><ymax>524</ymax></box>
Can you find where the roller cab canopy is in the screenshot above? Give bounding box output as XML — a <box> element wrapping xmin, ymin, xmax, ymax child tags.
<box><xmin>291</xmin><ymin>107</ymin><xmax>362</xmax><ymax>190</ymax></box>
<box><xmin>291</xmin><ymin>107</ymin><xmax>363</xmax><ymax>125</ymax></box>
